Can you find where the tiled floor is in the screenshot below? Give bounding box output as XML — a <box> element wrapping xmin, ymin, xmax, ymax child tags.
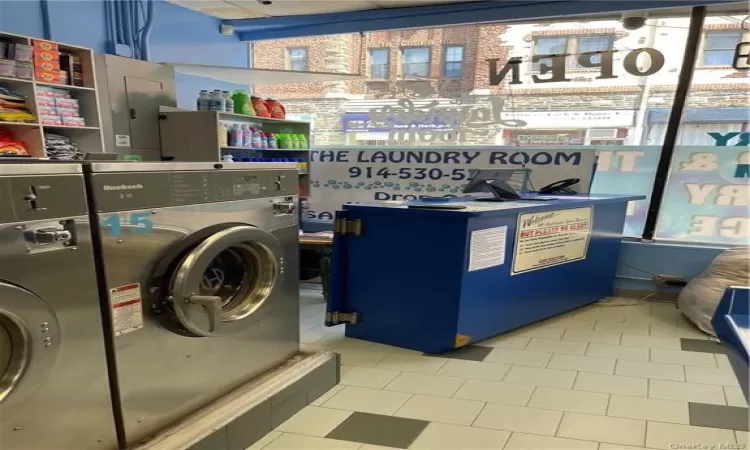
<box><xmin>250</xmin><ymin>289</ymin><xmax>749</xmax><ymax>450</ymax></box>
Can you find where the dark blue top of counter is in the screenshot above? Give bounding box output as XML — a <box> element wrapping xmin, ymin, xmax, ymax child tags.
<box><xmin>342</xmin><ymin>194</ymin><xmax>645</xmax><ymax>217</ymax></box>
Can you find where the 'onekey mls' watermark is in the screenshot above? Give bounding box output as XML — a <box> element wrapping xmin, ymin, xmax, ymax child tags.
<box><xmin>668</xmin><ymin>444</ymin><xmax>746</xmax><ymax>449</ymax></box>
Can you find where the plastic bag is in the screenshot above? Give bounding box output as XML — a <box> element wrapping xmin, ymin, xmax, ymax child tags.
<box><xmin>677</xmin><ymin>246</ymin><xmax>750</xmax><ymax>336</ymax></box>
<box><xmin>0</xmin><ymin>129</ymin><xmax>28</xmax><ymax>156</ymax></box>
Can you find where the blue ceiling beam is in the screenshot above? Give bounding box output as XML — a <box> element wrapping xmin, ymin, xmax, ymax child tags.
<box><xmin>229</xmin><ymin>0</ymin><xmax>741</xmax><ymax>41</ymax></box>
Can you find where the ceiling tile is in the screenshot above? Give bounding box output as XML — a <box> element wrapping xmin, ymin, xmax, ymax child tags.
<box><xmin>228</xmin><ymin>0</ymin><xmax>378</xmax><ymax>17</ymax></box>
<box><xmin>169</xmin><ymin>1</ymin><xmax>267</xmax><ymax>19</ymax></box>
<box><xmin>370</xmin><ymin>0</ymin><xmax>479</xmax><ymax>8</ymax></box>
<box><xmin>168</xmin><ymin>0</ymin><xmax>481</xmax><ymax>20</ymax></box>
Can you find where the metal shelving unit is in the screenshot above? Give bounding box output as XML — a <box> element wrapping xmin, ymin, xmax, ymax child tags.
<box><xmin>159</xmin><ymin>109</ymin><xmax>311</xmax><ymax>164</ymax></box>
<box><xmin>159</xmin><ymin>109</ymin><xmax>312</xmax><ymax>199</ymax></box>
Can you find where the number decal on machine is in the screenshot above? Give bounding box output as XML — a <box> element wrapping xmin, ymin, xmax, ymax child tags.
<box><xmin>101</xmin><ymin>213</ymin><xmax>154</xmax><ymax>236</ymax></box>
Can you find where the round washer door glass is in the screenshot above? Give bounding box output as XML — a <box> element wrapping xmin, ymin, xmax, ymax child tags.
<box><xmin>170</xmin><ymin>225</ymin><xmax>283</xmax><ymax>337</ymax></box>
<box><xmin>0</xmin><ymin>282</ymin><xmax>60</xmax><ymax>407</ymax></box>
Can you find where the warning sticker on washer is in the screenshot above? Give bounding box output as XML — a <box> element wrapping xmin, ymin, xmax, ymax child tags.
<box><xmin>468</xmin><ymin>226</ymin><xmax>508</xmax><ymax>272</ymax></box>
<box><xmin>512</xmin><ymin>207</ymin><xmax>592</xmax><ymax>275</ymax></box>
<box><xmin>109</xmin><ymin>283</ymin><xmax>143</xmax><ymax>336</ymax></box>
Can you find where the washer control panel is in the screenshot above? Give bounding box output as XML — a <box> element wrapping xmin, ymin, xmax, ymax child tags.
<box><xmin>0</xmin><ymin>175</ymin><xmax>88</xmax><ymax>223</ymax></box>
<box><xmin>89</xmin><ymin>169</ymin><xmax>297</xmax><ymax>212</ymax></box>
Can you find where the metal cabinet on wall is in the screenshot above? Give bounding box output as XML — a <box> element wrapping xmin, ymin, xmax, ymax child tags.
<box><xmin>95</xmin><ymin>54</ymin><xmax>176</xmax><ymax>160</ymax></box>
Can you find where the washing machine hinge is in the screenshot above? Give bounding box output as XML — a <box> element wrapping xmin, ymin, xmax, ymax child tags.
<box><xmin>334</xmin><ymin>218</ymin><xmax>363</xmax><ymax>236</ymax></box>
<box><xmin>326</xmin><ymin>311</ymin><xmax>360</xmax><ymax>326</ymax></box>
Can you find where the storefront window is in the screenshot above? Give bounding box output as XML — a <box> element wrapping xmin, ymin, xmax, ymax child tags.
<box><xmin>251</xmin><ymin>6</ymin><xmax>747</xmax><ymax>237</ymax></box>
<box><xmin>654</xmin><ymin>6</ymin><xmax>749</xmax><ymax>245</ymax></box>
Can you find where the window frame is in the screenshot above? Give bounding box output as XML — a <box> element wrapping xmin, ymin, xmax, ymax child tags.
<box><xmin>400</xmin><ymin>46</ymin><xmax>432</xmax><ymax>78</ymax></box>
<box><xmin>442</xmin><ymin>44</ymin><xmax>465</xmax><ymax>78</ymax></box>
<box><xmin>531</xmin><ymin>36</ymin><xmax>570</xmax><ymax>71</ymax></box>
<box><xmin>573</xmin><ymin>35</ymin><xmax>615</xmax><ymax>70</ymax></box>
<box><xmin>369</xmin><ymin>48</ymin><xmax>391</xmax><ymax>80</ymax></box>
<box><xmin>700</xmin><ymin>30</ymin><xmax>743</xmax><ymax>67</ymax></box>
<box><xmin>531</xmin><ymin>34</ymin><xmax>615</xmax><ymax>72</ymax></box>
<box><xmin>287</xmin><ymin>47</ymin><xmax>309</xmax><ymax>72</ymax></box>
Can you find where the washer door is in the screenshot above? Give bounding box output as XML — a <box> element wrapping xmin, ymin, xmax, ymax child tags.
<box><xmin>169</xmin><ymin>225</ymin><xmax>283</xmax><ymax>337</ymax></box>
<box><xmin>0</xmin><ymin>282</ymin><xmax>60</xmax><ymax>407</ymax></box>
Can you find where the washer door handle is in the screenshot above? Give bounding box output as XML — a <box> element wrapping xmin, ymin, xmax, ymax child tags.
<box><xmin>186</xmin><ymin>295</ymin><xmax>222</xmax><ymax>332</ymax></box>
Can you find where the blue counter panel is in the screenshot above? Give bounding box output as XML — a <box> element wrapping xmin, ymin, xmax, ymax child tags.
<box><xmin>712</xmin><ymin>286</ymin><xmax>749</xmax><ymax>401</ymax></box>
<box><xmin>327</xmin><ymin>195</ymin><xmax>643</xmax><ymax>353</ymax></box>
<box><xmin>457</xmin><ymin>203</ymin><xmax>627</xmax><ymax>344</ymax></box>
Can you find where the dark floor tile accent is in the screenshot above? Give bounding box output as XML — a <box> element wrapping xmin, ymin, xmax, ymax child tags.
<box><xmin>423</xmin><ymin>345</ymin><xmax>494</xmax><ymax>361</ymax></box>
<box><xmin>326</xmin><ymin>411</ymin><xmax>429</xmax><ymax>449</ymax></box>
<box><xmin>688</xmin><ymin>403</ymin><xmax>750</xmax><ymax>431</ymax></box>
<box><xmin>681</xmin><ymin>338</ymin><xmax>727</xmax><ymax>354</ymax></box>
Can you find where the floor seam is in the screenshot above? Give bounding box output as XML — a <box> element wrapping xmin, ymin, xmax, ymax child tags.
<box><xmin>468</xmin><ymin>401</ymin><xmax>488</xmax><ymax>427</ymax></box>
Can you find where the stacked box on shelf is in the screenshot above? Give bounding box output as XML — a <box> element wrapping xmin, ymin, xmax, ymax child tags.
<box><xmin>30</xmin><ymin>39</ymin><xmax>84</xmax><ymax>87</ymax></box>
<box><xmin>0</xmin><ymin>39</ymin><xmax>32</xmax><ymax>80</ymax></box>
<box><xmin>32</xmin><ymin>40</ymin><xmax>65</xmax><ymax>85</ymax></box>
<box><xmin>37</xmin><ymin>85</ymin><xmax>86</xmax><ymax>127</ymax></box>
<box><xmin>60</xmin><ymin>53</ymin><xmax>84</xmax><ymax>87</ymax></box>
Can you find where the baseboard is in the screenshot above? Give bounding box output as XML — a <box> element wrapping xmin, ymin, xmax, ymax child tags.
<box><xmin>614</xmin><ymin>288</ymin><xmax>679</xmax><ymax>303</ymax></box>
<box><xmin>135</xmin><ymin>352</ymin><xmax>340</xmax><ymax>450</ymax></box>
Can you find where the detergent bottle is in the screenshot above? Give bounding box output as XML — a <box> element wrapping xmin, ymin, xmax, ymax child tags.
<box><xmin>266</xmin><ymin>99</ymin><xmax>286</xmax><ymax>119</ymax></box>
<box><xmin>251</xmin><ymin>96</ymin><xmax>270</xmax><ymax>117</ymax></box>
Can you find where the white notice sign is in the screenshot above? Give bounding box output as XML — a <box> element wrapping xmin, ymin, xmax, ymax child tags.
<box><xmin>512</xmin><ymin>207</ymin><xmax>592</xmax><ymax>275</ymax></box>
<box><xmin>109</xmin><ymin>283</ymin><xmax>144</xmax><ymax>336</ymax></box>
<box><xmin>468</xmin><ymin>226</ymin><xmax>508</xmax><ymax>272</ymax></box>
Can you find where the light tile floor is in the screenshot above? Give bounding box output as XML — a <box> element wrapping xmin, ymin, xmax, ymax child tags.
<box><xmin>249</xmin><ymin>289</ymin><xmax>749</xmax><ymax>450</ymax></box>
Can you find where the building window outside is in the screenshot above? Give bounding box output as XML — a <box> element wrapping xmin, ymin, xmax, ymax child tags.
<box><xmin>443</xmin><ymin>45</ymin><xmax>464</xmax><ymax>77</ymax></box>
<box><xmin>532</xmin><ymin>35</ymin><xmax>614</xmax><ymax>70</ymax></box>
<box><xmin>287</xmin><ymin>47</ymin><xmax>308</xmax><ymax>71</ymax></box>
<box><xmin>702</xmin><ymin>30</ymin><xmax>742</xmax><ymax>66</ymax></box>
<box><xmin>533</xmin><ymin>36</ymin><xmax>568</xmax><ymax>70</ymax></box>
<box><xmin>576</xmin><ymin>35</ymin><xmax>614</xmax><ymax>68</ymax></box>
<box><xmin>402</xmin><ymin>47</ymin><xmax>431</xmax><ymax>77</ymax></box>
<box><xmin>369</xmin><ymin>48</ymin><xmax>390</xmax><ymax>79</ymax></box>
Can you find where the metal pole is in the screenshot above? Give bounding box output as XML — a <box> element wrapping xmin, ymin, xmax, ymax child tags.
<box><xmin>641</xmin><ymin>6</ymin><xmax>706</xmax><ymax>240</ymax></box>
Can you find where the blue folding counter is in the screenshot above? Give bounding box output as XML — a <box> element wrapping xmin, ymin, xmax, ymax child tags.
<box><xmin>325</xmin><ymin>194</ymin><xmax>644</xmax><ymax>354</ymax></box>
<box><xmin>712</xmin><ymin>286</ymin><xmax>749</xmax><ymax>401</ymax></box>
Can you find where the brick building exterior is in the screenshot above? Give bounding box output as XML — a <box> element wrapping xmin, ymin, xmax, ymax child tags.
<box><xmin>251</xmin><ymin>18</ymin><xmax>749</xmax><ymax>147</ymax></box>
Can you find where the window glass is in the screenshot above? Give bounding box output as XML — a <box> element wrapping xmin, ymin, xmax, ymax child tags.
<box><xmin>702</xmin><ymin>30</ymin><xmax>742</xmax><ymax>66</ymax></box>
<box><xmin>370</xmin><ymin>48</ymin><xmax>389</xmax><ymax>79</ymax></box>
<box><xmin>534</xmin><ymin>37</ymin><xmax>567</xmax><ymax>69</ymax></box>
<box><xmin>250</xmin><ymin>10</ymin><xmax>736</xmax><ymax>235</ymax></box>
<box><xmin>287</xmin><ymin>47</ymin><xmax>308</xmax><ymax>71</ymax></box>
<box><xmin>444</xmin><ymin>45</ymin><xmax>464</xmax><ymax>77</ymax></box>
<box><xmin>402</xmin><ymin>47</ymin><xmax>431</xmax><ymax>77</ymax></box>
<box><xmin>577</xmin><ymin>35</ymin><xmax>613</xmax><ymax>66</ymax></box>
<box><xmin>654</xmin><ymin>7</ymin><xmax>749</xmax><ymax>245</ymax></box>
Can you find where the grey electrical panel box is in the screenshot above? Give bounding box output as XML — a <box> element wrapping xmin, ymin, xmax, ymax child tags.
<box><xmin>95</xmin><ymin>54</ymin><xmax>176</xmax><ymax>160</ymax></box>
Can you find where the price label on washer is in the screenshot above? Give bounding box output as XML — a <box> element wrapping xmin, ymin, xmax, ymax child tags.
<box><xmin>109</xmin><ymin>283</ymin><xmax>144</xmax><ymax>336</ymax></box>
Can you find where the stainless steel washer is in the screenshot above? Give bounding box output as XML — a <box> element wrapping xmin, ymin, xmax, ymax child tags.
<box><xmin>0</xmin><ymin>163</ymin><xmax>117</xmax><ymax>449</ymax></box>
<box><xmin>85</xmin><ymin>162</ymin><xmax>299</xmax><ymax>447</ymax></box>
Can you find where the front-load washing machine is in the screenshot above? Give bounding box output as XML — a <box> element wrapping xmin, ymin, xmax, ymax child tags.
<box><xmin>0</xmin><ymin>163</ymin><xmax>117</xmax><ymax>449</ymax></box>
<box><xmin>84</xmin><ymin>162</ymin><xmax>300</xmax><ymax>447</ymax></box>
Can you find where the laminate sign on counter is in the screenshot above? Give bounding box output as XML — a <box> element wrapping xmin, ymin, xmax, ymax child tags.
<box><xmin>468</xmin><ymin>226</ymin><xmax>508</xmax><ymax>272</ymax></box>
<box><xmin>512</xmin><ymin>207</ymin><xmax>592</xmax><ymax>275</ymax></box>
